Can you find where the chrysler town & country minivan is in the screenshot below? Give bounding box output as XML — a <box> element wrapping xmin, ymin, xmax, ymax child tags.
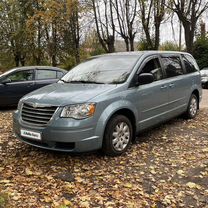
<box><xmin>13</xmin><ymin>51</ymin><xmax>202</xmax><ymax>156</ymax></box>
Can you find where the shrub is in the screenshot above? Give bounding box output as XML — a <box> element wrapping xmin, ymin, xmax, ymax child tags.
<box><xmin>193</xmin><ymin>36</ymin><xmax>208</xmax><ymax>69</ymax></box>
<box><xmin>159</xmin><ymin>41</ymin><xmax>179</xmax><ymax>51</ymax></box>
<box><xmin>137</xmin><ymin>38</ymin><xmax>154</xmax><ymax>50</ymax></box>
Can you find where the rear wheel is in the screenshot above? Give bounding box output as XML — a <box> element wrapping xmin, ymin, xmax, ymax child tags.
<box><xmin>102</xmin><ymin>115</ymin><xmax>133</xmax><ymax>156</ymax></box>
<box><xmin>185</xmin><ymin>94</ymin><xmax>198</xmax><ymax>119</ymax></box>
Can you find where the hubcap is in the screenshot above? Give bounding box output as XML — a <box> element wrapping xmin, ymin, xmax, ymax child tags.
<box><xmin>112</xmin><ymin>122</ymin><xmax>130</xmax><ymax>151</ymax></box>
<box><xmin>190</xmin><ymin>97</ymin><xmax>197</xmax><ymax>117</ymax></box>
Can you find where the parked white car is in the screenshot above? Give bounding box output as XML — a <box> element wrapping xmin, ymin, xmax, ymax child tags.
<box><xmin>201</xmin><ymin>67</ymin><xmax>208</xmax><ymax>89</ymax></box>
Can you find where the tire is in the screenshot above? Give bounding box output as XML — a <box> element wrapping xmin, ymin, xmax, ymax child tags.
<box><xmin>102</xmin><ymin>115</ymin><xmax>133</xmax><ymax>156</ymax></box>
<box><xmin>185</xmin><ymin>94</ymin><xmax>198</xmax><ymax>119</ymax></box>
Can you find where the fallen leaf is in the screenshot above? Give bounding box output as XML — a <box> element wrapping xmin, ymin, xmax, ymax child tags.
<box><xmin>63</xmin><ymin>199</ymin><xmax>73</xmax><ymax>206</ymax></box>
<box><xmin>25</xmin><ymin>167</ymin><xmax>33</xmax><ymax>176</ymax></box>
<box><xmin>177</xmin><ymin>170</ymin><xmax>184</xmax><ymax>175</ymax></box>
<box><xmin>186</xmin><ymin>182</ymin><xmax>201</xmax><ymax>189</ymax></box>
<box><xmin>124</xmin><ymin>183</ymin><xmax>133</xmax><ymax>188</ymax></box>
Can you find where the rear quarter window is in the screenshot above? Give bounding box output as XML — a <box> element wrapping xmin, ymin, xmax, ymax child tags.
<box><xmin>36</xmin><ymin>70</ymin><xmax>57</xmax><ymax>80</ymax></box>
<box><xmin>182</xmin><ymin>54</ymin><xmax>199</xmax><ymax>73</ymax></box>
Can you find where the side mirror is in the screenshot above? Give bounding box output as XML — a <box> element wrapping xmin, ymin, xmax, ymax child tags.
<box><xmin>137</xmin><ymin>73</ymin><xmax>154</xmax><ymax>85</ymax></box>
<box><xmin>1</xmin><ymin>78</ymin><xmax>11</xmax><ymax>85</ymax></box>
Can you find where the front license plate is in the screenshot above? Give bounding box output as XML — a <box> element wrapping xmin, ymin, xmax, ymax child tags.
<box><xmin>20</xmin><ymin>129</ymin><xmax>41</xmax><ymax>140</ymax></box>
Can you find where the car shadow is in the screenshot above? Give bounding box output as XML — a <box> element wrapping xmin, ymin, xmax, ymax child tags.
<box><xmin>0</xmin><ymin>106</ymin><xmax>17</xmax><ymax>112</ymax></box>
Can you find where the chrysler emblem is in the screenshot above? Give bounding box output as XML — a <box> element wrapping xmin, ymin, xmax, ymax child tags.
<box><xmin>32</xmin><ymin>103</ymin><xmax>38</xmax><ymax>108</ymax></box>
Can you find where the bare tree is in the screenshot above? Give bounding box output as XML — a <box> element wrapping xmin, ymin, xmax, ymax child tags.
<box><xmin>113</xmin><ymin>0</ymin><xmax>138</xmax><ymax>51</ymax></box>
<box><xmin>167</xmin><ymin>0</ymin><xmax>208</xmax><ymax>53</ymax></box>
<box><xmin>138</xmin><ymin>0</ymin><xmax>166</xmax><ymax>50</ymax></box>
<box><xmin>154</xmin><ymin>0</ymin><xmax>166</xmax><ymax>50</ymax></box>
<box><xmin>138</xmin><ymin>0</ymin><xmax>153</xmax><ymax>49</ymax></box>
<box><xmin>92</xmin><ymin>0</ymin><xmax>115</xmax><ymax>53</ymax></box>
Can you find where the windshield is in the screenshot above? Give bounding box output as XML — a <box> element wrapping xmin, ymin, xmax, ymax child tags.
<box><xmin>60</xmin><ymin>55</ymin><xmax>139</xmax><ymax>84</ymax></box>
<box><xmin>0</xmin><ymin>68</ymin><xmax>17</xmax><ymax>78</ymax></box>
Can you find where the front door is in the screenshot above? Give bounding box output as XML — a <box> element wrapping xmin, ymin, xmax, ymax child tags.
<box><xmin>0</xmin><ymin>70</ymin><xmax>35</xmax><ymax>106</ymax></box>
<box><xmin>132</xmin><ymin>56</ymin><xmax>169</xmax><ymax>130</ymax></box>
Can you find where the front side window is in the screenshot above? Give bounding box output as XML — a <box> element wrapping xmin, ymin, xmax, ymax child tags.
<box><xmin>161</xmin><ymin>56</ymin><xmax>183</xmax><ymax>78</ymax></box>
<box><xmin>36</xmin><ymin>70</ymin><xmax>57</xmax><ymax>80</ymax></box>
<box><xmin>7</xmin><ymin>70</ymin><xmax>33</xmax><ymax>82</ymax></box>
<box><xmin>139</xmin><ymin>58</ymin><xmax>163</xmax><ymax>81</ymax></box>
<box><xmin>61</xmin><ymin>55</ymin><xmax>139</xmax><ymax>84</ymax></box>
<box><xmin>182</xmin><ymin>55</ymin><xmax>198</xmax><ymax>73</ymax></box>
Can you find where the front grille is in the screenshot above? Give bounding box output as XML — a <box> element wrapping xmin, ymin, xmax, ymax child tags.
<box><xmin>21</xmin><ymin>103</ymin><xmax>57</xmax><ymax>126</ymax></box>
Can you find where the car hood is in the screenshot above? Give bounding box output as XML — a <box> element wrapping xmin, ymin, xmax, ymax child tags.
<box><xmin>22</xmin><ymin>83</ymin><xmax>117</xmax><ymax>106</ymax></box>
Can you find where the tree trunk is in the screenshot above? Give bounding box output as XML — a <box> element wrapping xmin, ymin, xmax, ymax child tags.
<box><xmin>143</xmin><ymin>27</ymin><xmax>154</xmax><ymax>49</ymax></box>
<box><xmin>124</xmin><ymin>38</ymin><xmax>130</xmax><ymax>51</ymax></box>
<box><xmin>154</xmin><ymin>22</ymin><xmax>160</xmax><ymax>50</ymax></box>
<box><xmin>52</xmin><ymin>55</ymin><xmax>57</xmax><ymax>67</ymax></box>
<box><xmin>37</xmin><ymin>20</ymin><xmax>41</xmax><ymax>65</ymax></box>
<box><xmin>130</xmin><ymin>38</ymin><xmax>134</xmax><ymax>51</ymax></box>
<box><xmin>75</xmin><ymin>38</ymin><xmax>80</xmax><ymax>64</ymax></box>
<box><xmin>183</xmin><ymin>23</ymin><xmax>194</xmax><ymax>53</ymax></box>
<box><xmin>74</xmin><ymin>8</ymin><xmax>80</xmax><ymax>64</ymax></box>
<box><xmin>20</xmin><ymin>54</ymin><xmax>25</xmax><ymax>66</ymax></box>
<box><xmin>51</xmin><ymin>22</ymin><xmax>57</xmax><ymax>66</ymax></box>
<box><xmin>106</xmin><ymin>35</ymin><xmax>115</xmax><ymax>53</ymax></box>
<box><xmin>15</xmin><ymin>54</ymin><xmax>20</xmax><ymax>67</ymax></box>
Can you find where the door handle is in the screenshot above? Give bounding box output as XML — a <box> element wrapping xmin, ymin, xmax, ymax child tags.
<box><xmin>160</xmin><ymin>85</ymin><xmax>167</xmax><ymax>89</ymax></box>
<box><xmin>169</xmin><ymin>83</ymin><xmax>175</xmax><ymax>88</ymax></box>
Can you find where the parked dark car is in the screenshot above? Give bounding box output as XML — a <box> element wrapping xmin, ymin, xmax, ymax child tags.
<box><xmin>0</xmin><ymin>66</ymin><xmax>67</xmax><ymax>107</ymax></box>
<box><xmin>201</xmin><ymin>67</ymin><xmax>208</xmax><ymax>89</ymax></box>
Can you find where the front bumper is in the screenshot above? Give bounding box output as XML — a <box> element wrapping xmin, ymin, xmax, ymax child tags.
<box><xmin>13</xmin><ymin>110</ymin><xmax>102</xmax><ymax>152</ymax></box>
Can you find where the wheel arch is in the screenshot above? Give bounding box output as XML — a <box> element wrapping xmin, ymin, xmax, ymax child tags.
<box><xmin>106</xmin><ymin>108</ymin><xmax>136</xmax><ymax>140</ymax></box>
<box><xmin>95</xmin><ymin>101</ymin><xmax>138</xmax><ymax>146</ymax></box>
<box><xmin>191</xmin><ymin>89</ymin><xmax>200</xmax><ymax>109</ymax></box>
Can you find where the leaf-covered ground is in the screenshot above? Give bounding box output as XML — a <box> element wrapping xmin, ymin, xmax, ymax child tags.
<box><xmin>0</xmin><ymin>109</ymin><xmax>208</xmax><ymax>208</ymax></box>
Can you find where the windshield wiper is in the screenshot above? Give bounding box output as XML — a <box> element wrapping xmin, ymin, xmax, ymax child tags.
<box><xmin>60</xmin><ymin>79</ymin><xmax>70</xmax><ymax>83</ymax></box>
<box><xmin>68</xmin><ymin>80</ymin><xmax>105</xmax><ymax>84</ymax></box>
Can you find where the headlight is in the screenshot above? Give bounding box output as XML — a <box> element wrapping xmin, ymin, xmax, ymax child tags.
<box><xmin>60</xmin><ymin>103</ymin><xmax>96</xmax><ymax>119</ymax></box>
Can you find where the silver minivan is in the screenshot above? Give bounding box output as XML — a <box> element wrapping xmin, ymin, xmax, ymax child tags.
<box><xmin>13</xmin><ymin>51</ymin><xmax>202</xmax><ymax>156</ymax></box>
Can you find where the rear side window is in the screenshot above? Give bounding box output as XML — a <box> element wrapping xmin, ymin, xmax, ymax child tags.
<box><xmin>36</xmin><ymin>70</ymin><xmax>57</xmax><ymax>80</ymax></box>
<box><xmin>182</xmin><ymin>55</ymin><xmax>198</xmax><ymax>73</ymax></box>
<box><xmin>140</xmin><ymin>58</ymin><xmax>163</xmax><ymax>81</ymax></box>
<box><xmin>57</xmin><ymin>71</ymin><xmax>64</xmax><ymax>79</ymax></box>
<box><xmin>161</xmin><ymin>56</ymin><xmax>183</xmax><ymax>78</ymax></box>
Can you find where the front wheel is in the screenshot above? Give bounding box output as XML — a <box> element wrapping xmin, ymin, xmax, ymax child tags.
<box><xmin>185</xmin><ymin>94</ymin><xmax>198</xmax><ymax>119</ymax></box>
<box><xmin>102</xmin><ymin>115</ymin><xmax>133</xmax><ymax>156</ymax></box>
